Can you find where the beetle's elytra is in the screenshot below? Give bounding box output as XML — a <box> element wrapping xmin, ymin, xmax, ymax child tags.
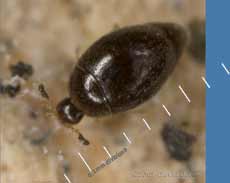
<box><xmin>57</xmin><ymin>23</ymin><xmax>187</xmax><ymax>124</ymax></box>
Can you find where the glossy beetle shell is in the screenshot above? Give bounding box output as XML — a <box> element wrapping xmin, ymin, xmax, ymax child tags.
<box><xmin>70</xmin><ymin>23</ymin><xmax>187</xmax><ymax>116</ymax></box>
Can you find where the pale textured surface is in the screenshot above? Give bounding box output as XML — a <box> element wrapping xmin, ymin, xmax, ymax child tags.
<box><xmin>0</xmin><ymin>0</ymin><xmax>205</xmax><ymax>183</ymax></box>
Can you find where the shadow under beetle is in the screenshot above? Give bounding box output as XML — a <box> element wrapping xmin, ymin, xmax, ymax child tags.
<box><xmin>56</xmin><ymin>23</ymin><xmax>187</xmax><ymax>125</ymax></box>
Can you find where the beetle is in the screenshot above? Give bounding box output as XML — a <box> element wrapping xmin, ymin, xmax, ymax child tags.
<box><xmin>56</xmin><ymin>23</ymin><xmax>187</xmax><ymax>125</ymax></box>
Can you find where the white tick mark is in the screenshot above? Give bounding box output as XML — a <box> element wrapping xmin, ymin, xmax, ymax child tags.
<box><xmin>103</xmin><ymin>146</ymin><xmax>112</xmax><ymax>158</ymax></box>
<box><xmin>162</xmin><ymin>104</ymin><xmax>171</xmax><ymax>117</ymax></box>
<box><xmin>123</xmin><ymin>132</ymin><xmax>132</xmax><ymax>144</ymax></box>
<box><xmin>78</xmin><ymin>152</ymin><xmax>92</xmax><ymax>172</ymax></box>
<box><xmin>201</xmin><ymin>76</ymin><xmax>211</xmax><ymax>88</ymax></box>
<box><xmin>64</xmin><ymin>173</ymin><xmax>72</xmax><ymax>183</ymax></box>
<box><xmin>178</xmin><ymin>85</ymin><xmax>191</xmax><ymax>103</ymax></box>
<box><xmin>221</xmin><ymin>62</ymin><xmax>230</xmax><ymax>75</ymax></box>
<box><xmin>142</xmin><ymin>118</ymin><xmax>151</xmax><ymax>130</ymax></box>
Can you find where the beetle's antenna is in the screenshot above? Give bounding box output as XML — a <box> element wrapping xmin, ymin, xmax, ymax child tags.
<box><xmin>17</xmin><ymin>80</ymin><xmax>88</xmax><ymax>144</ymax></box>
<box><xmin>62</xmin><ymin>123</ymin><xmax>90</xmax><ymax>146</ymax></box>
<box><xmin>18</xmin><ymin>80</ymin><xmax>57</xmax><ymax>118</ymax></box>
<box><xmin>36</xmin><ymin>84</ymin><xmax>89</xmax><ymax>145</ymax></box>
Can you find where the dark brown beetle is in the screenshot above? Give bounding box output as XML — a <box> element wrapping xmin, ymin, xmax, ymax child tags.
<box><xmin>57</xmin><ymin>23</ymin><xmax>187</xmax><ymax>124</ymax></box>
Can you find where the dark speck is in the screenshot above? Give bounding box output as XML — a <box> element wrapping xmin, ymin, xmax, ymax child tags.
<box><xmin>78</xmin><ymin>133</ymin><xmax>90</xmax><ymax>145</ymax></box>
<box><xmin>0</xmin><ymin>81</ymin><xmax>4</xmax><ymax>94</ymax></box>
<box><xmin>29</xmin><ymin>110</ymin><xmax>39</xmax><ymax>119</ymax></box>
<box><xmin>10</xmin><ymin>61</ymin><xmax>34</xmax><ymax>80</ymax></box>
<box><xmin>4</xmin><ymin>84</ymin><xmax>21</xmax><ymax>97</ymax></box>
<box><xmin>161</xmin><ymin>122</ymin><xmax>196</xmax><ymax>161</ymax></box>
<box><xmin>38</xmin><ymin>84</ymin><xmax>49</xmax><ymax>99</ymax></box>
<box><xmin>0</xmin><ymin>82</ymin><xmax>21</xmax><ymax>98</ymax></box>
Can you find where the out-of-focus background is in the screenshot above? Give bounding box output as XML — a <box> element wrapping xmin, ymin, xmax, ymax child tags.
<box><xmin>0</xmin><ymin>0</ymin><xmax>205</xmax><ymax>183</ymax></box>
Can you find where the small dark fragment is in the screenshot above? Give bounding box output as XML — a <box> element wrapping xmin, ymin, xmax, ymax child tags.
<box><xmin>0</xmin><ymin>80</ymin><xmax>4</xmax><ymax>94</ymax></box>
<box><xmin>4</xmin><ymin>84</ymin><xmax>21</xmax><ymax>97</ymax></box>
<box><xmin>38</xmin><ymin>84</ymin><xmax>49</xmax><ymax>99</ymax></box>
<box><xmin>29</xmin><ymin>110</ymin><xmax>39</xmax><ymax>119</ymax></box>
<box><xmin>161</xmin><ymin>122</ymin><xmax>196</xmax><ymax>161</ymax></box>
<box><xmin>0</xmin><ymin>82</ymin><xmax>21</xmax><ymax>98</ymax></box>
<box><xmin>0</xmin><ymin>78</ymin><xmax>21</xmax><ymax>98</ymax></box>
<box><xmin>56</xmin><ymin>97</ymin><xmax>84</xmax><ymax>124</ymax></box>
<box><xmin>187</xmin><ymin>19</ymin><xmax>205</xmax><ymax>63</ymax></box>
<box><xmin>78</xmin><ymin>133</ymin><xmax>90</xmax><ymax>145</ymax></box>
<box><xmin>10</xmin><ymin>61</ymin><xmax>34</xmax><ymax>80</ymax></box>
